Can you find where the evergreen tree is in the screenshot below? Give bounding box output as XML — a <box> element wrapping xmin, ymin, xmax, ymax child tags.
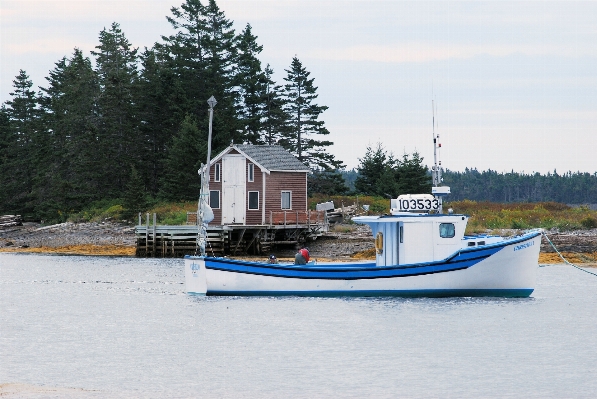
<box><xmin>396</xmin><ymin>152</ymin><xmax>432</xmax><ymax>195</ymax></box>
<box><xmin>262</xmin><ymin>64</ymin><xmax>289</xmax><ymax>145</ymax></box>
<box><xmin>160</xmin><ymin>115</ymin><xmax>205</xmax><ymax>200</ymax></box>
<box><xmin>355</xmin><ymin>144</ymin><xmax>431</xmax><ymax>197</ymax></box>
<box><xmin>308</xmin><ymin>169</ymin><xmax>349</xmax><ymax>195</ymax></box>
<box><xmin>281</xmin><ymin>57</ymin><xmax>341</xmax><ymax>169</ymax></box>
<box><xmin>161</xmin><ymin>0</ymin><xmax>240</xmax><ymax>157</ymax></box>
<box><xmin>91</xmin><ymin>22</ymin><xmax>140</xmax><ymax>197</ymax></box>
<box><xmin>0</xmin><ymin>106</ymin><xmax>12</xmax><ymax>211</ymax></box>
<box><xmin>138</xmin><ymin>47</ymin><xmax>175</xmax><ymax>195</ymax></box>
<box><xmin>38</xmin><ymin>49</ymin><xmax>101</xmax><ymax>219</ymax></box>
<box><xmin>234</xmin><ymin>23</ymin><xmax>267</xmax><ymax>144</ymax></box>
<box><xmin>0</xmin><ymin>70</ymin><xmax>41</xmax><ymax>215</ymax></box>
<box><xmin>123</xmin><ymin>165</ymin><xmax>147</xmax><ymax>220</ymax></box>
<box><xmin>202</xmin><ymin>0</ymin><xmax>239</xmax><ymax>147</ymax></box>
<box><xmin>355</xmin><ymin>143</ymin><xmax>398</xmax><ymax>196</ymax></box>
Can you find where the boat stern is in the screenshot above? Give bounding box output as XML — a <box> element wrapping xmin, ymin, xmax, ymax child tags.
<box><xmin>184</xmin><ymin>256</ymin><xmax>207</xmax><ymax>295</ymax></box>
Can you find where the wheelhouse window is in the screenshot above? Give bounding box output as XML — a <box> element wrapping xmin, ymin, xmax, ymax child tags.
<box><xmin>439</xmin><ymin>223</ymin><xmax>455</xmax><ymax>238</ymax></box>
<box><xmin>281</xmin><ymin>191</ymin><xmax>291</xmax><ymax>210</ymax></box>
<box><xmin>248</xmin><ymin>163</ymin><xmax>254</xmax><ymax>182</ymax></box>
<box><xmin>209</xmin><ymin>190</ymin><xmax>220</xmax><ymax>209</ymax></box>
<box><xmin>248</xmin><ymin>191</ymin><xmax>259</xmax><ymax>210</ymax></box>
<box><xmin>214</xmin><ymin>163</ymin><xmax>221</xmax><ymax>182</ymax></box>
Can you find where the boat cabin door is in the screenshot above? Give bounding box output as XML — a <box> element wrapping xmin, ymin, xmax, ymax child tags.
<box><xmin>376</xmin><ymin>222</ymin><xmax>402</xmax><ymax>266</ymax></box>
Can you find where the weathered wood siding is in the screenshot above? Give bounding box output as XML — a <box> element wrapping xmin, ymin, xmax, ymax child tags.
<box><xmin>245</xmin><ymin>161</ymin><xmax>263</xmax><ymax>225</ymax></box>
<box><xmin>207</xmin><ymin>151</ymin><xmax>307</xmax><ymax>226</ymax></box>
<box><xmin>265</xmin><ymin>171</ymin><xmax>308</xmax><ymax>219</ymax></box>
<box><xmin>209</xmin><ymin>161</ymin><xmax>223</xmax><ymax>225</ymax></box>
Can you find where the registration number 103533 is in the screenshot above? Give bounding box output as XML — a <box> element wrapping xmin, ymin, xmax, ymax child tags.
<box><xmin>396</xmin><ymin>194</ymin><xmax>439</xmax><ymax>211</ymax></box>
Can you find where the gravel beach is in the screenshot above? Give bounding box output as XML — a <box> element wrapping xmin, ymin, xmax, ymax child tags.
<box><xmin>0</xmin><ymin>221</ymin><xmax>595</xmax><ymax>264</ymax></box>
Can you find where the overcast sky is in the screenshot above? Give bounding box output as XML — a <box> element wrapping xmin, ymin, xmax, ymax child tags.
<box><xmin>2</xmin><ymin>0</ymin><xmax>596</xmax><ymax>174</ymax></box>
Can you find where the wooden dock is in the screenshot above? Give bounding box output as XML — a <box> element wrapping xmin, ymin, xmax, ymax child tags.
<box><xmin>135</xmin><ymin>211</ymin><xmax>328</xmax><ymax>257</ymax></box>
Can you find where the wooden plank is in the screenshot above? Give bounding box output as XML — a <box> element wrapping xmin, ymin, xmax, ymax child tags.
<box><xmin>233</xmin><ymin>228</ymin><xmax>247</xmax><ymax>255</ymax></box>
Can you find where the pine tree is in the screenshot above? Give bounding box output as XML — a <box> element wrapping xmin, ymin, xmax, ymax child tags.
<box><xmin>160</xmin><ymin>115</ymin><xmax>205</xmax><ymax>200</ymax></box>
<box><xmin>91</xmin><ymin>22</ymin><xmax>140</xmax><ymax>197</ymax></box>
<box><xmin>355</xmin><ymin>144</ymin><xmax>430</xmax><ymax>197</ymax></box>
<box><xmin>123</xmin><ymin>165</ymin><xmax>147</xmax><ymax>220</ymax></box>
<box><xmin>308</xmin><ymin>169</ymin><xmax>349</xmax><ymax>195</ymax></box>
<box><xmin>281</xmin><ymin>57</ymin><xmax>341</xmax><ymax>169</ymax></box>
<box><xmin>160</xmin><ymin>0</ymin><xmax>209</xmax><ymax>123</ymax></box>
<box><xmin>200</xmin><ymin>0</ymin><xmax>240</xmax><ymax>149</ymax></box>
<box><xmin>262</xmin><ymin>65</ymin><xmax>288</xmax><ymax>145</ymax></box>
<box><xmin>234</xmin><ymin>23</ymin><xmax>267</xmax><ymax>144</ymax></box>
<box><xmin>138</xmin><ymin>48</ymin><xmax>175</xmax><ymax>195</ymax></box>
<box><xmin>355</xmin><ymin>144</ymin><xmax>397</xmax><ymax>196</ymax></box>
<box><xmin>0</xmin><ymin>106</ymin><xmax>12</xmax><ymax>211</ymax></box>
<box><xmin>396</xmin><ymin>152</ymin><xmax>432</xmax><ymax>195</ymax></box>
<box><xmin>1</xmin><ymin>70</ymin><xmax>41</xmax><ymax>215</ymax></box>
<box><xmin>38</xmin><ymin>49</ymin><xmax>101</xmax><ymax>219</ymax></box>
<box><xmin>161</xmin><ymin>0</ymin><xmax>240</xmax><ymax>156</ymax></box>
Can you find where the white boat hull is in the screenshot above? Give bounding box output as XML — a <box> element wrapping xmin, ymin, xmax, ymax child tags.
<box><xmin>185</xmin><ymin>232</ymin><xmax>541</xmax><ymax>297</ymax></box>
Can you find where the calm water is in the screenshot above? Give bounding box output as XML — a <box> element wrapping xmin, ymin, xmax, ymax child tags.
<box><xmin>1</xmin><ymin>254</ymin><xmax>596</xmax><ymax>398</ymax></box>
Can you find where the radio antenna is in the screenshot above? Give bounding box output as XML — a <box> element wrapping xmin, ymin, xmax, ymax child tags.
<box><xmin>432</xmin><ymin>99</ymin><xmax>442</xmax><ymax>187</ymax></box>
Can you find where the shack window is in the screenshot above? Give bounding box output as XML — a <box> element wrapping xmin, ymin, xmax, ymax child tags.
<box><xmin>281</xmin><ymin>191</ymin><xmax>291</xmax><ymax>210</ymax></box>
<box><xmin>214</xmin><ymin>163</ymin><xmax>221</xmax><ymax>182</ymax></box>
<box><xmin>248</xmin><ymin>191</ymin><xmax>259</xmax><ymax>210</ymax></box>
<box><xmin>210</xmin><ymin>190</ymin><xmax>220</xmax><ymax>209</ymax></box>
<box><xmin>248</xmin><ymin>163</ymin><xmax>254</xmax><ymax>182</ymax></box>
<box><xmin>439</xmin><ymin>223</ymin><xmax>455</xmax><ymax>238</ymax></box>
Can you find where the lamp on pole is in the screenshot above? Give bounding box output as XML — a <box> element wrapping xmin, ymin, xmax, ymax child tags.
<box><xmin>196</xmin><ymin>96</ymin><xmax>217</xmax><ymax>256</ymax></box>
<box><xmin>205</xmin><ymin>95</ymin><xmax>217</xmax><ymax>182</ymax></box>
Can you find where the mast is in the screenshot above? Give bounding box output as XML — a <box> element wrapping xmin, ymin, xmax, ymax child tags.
<box><xmin>430</xmin><ymin>100</ymin><xmax>450</xmax><ymax>212</ymax></box>
<box><xmin>432</xmin><ymin>99</ymin><xmax>442</xmax><ymax>187</ymax></box>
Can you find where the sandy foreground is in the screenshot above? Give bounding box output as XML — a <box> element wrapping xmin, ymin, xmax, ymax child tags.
<box><xmin>0</xmin><ymin>383</ymin><xmax>100</xmax><ymax>397</ymax></box>
<box><xmin>0</xmin><ymin>221</ymin><xmax>595</xmax><ymax>266</ymax></box>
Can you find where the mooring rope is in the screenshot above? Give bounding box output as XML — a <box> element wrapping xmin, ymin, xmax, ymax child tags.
<box><xmin>541</xmin><ymin>231</ymin><xmax>597</xmax><ymax>277</ymax></box>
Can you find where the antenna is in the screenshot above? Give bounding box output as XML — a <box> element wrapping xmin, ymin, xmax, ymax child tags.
<box><xmin>430</xmin><ymin>98</ymin><xmax>450</xmax><ymax>212</ymax></box>
<box><xmin>432</xmin><ymin>99</ymin><xmax>442</xmax><ymax>187</ymax></box>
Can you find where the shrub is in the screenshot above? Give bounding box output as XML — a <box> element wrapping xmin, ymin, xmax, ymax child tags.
<box><xmin>581</xmin><ymin>216</ymin><xmax>597</xmax><ymax>229</ymax></box>
<box><xmin>511</xmin><ymin>219</ymin><xmax>528</xmax><ymax>229</ymax></box>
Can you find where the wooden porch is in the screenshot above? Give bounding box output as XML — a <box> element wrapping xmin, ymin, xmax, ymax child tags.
<box><xmin>135</xmin><ymin>211</ymin><xmax>328</xmax><ymax>257</ymax></box>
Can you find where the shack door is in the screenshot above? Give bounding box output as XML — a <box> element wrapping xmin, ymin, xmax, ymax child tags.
<box><xmin>222</xmin><ymin>155</ymin><xmax>246</xmax><ymax>224</ymax></box>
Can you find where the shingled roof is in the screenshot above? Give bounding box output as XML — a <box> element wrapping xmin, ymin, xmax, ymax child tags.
<box><xmin>218</xmin><ymin>144</ymin><xmax>310</xmax><ymax>172</ymax></box>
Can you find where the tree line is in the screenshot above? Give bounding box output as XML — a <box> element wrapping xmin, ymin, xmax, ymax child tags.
<box><xmin>443</xmin><ymin>168</ymin><xmax>597</xmax><ymax>204</ymax></box>
<box><xmin>0</xmin><ymin>0</ymin><xmax>342</xmax><ymax>220</ymax></box>
<box><xmin>325</xmin><ymin>144</ymin><xmax>596</xmax><ymax>205</ymax></box>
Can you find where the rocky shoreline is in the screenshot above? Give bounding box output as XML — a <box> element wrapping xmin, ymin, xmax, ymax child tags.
<box><xmin>0</xmin><ymin>222</ymin><xmax>595</xmax><ymax>264</ymax></box>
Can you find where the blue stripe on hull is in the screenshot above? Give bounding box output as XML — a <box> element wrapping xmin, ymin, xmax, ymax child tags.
<box><xmin>202</xmin><ymin>245</ymin><xmax>504</xmax><ymax>280</ymax></box>
<box><xmin>194</xmin><ymin>231</ymin><xmax>540</xmax><ymax>281</ymax></box>
<box><xmin>205</xmin><ymin>288</ymin><xmax>534</xmax><ymax>298</ymax></box>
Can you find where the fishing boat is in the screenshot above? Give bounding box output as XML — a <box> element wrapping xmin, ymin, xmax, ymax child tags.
<box><xmin>184</xmin><ymin>102</ymin><xmax>541</xmax><ymax>297</ymax></box>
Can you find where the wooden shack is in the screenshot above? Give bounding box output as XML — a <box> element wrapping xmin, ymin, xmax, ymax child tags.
<box><xmin>135</xmin><ymin>144</ymin><xmax>329</xmax><ymax>257</ymax></box>
<box><xmin>207</xmin><ymin>144</ymin><xmax>310</xmax><ymax>225</ymax></box>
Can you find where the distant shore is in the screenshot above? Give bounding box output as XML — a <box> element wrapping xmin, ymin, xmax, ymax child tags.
<box><xmin>0</xmin><ymin>221</ymin><xmax>595</xmax><ymax>266</ymax></box>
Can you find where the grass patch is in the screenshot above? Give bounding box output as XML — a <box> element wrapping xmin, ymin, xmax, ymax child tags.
<box><xmin>144</xmin><ymin>201</ymin><xmax>197</xmax><ymax>225</ymax></box>
<box><xmin>331</xmin><ymin>224</ymin><xmax>357</xmax><ymax>233</ymax></box>
<box><xmin>67</xmin><ymin>199</ymin><xmax>197</xmax><ymax>225</ymax></box>
<box><xmin>68</xmin><ymin>199</ymin><xmax>125</xmax><ymax>223</ymax></box>
<box><xmin>447</xmin><ymin>201</ymin><xmax>597</xmax><ymax>233</ymax></box>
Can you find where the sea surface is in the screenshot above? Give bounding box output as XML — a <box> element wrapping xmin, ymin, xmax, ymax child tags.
<box><xmin>1</xmin><ymin>253</ymin><xmax>596</xmax><ymax>398</ymax></box>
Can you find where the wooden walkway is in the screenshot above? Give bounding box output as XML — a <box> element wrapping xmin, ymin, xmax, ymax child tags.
<box><xmin>135</xmin><ymin>211</ymin><xmax>328</xmax><ymax>257</ymax></box>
